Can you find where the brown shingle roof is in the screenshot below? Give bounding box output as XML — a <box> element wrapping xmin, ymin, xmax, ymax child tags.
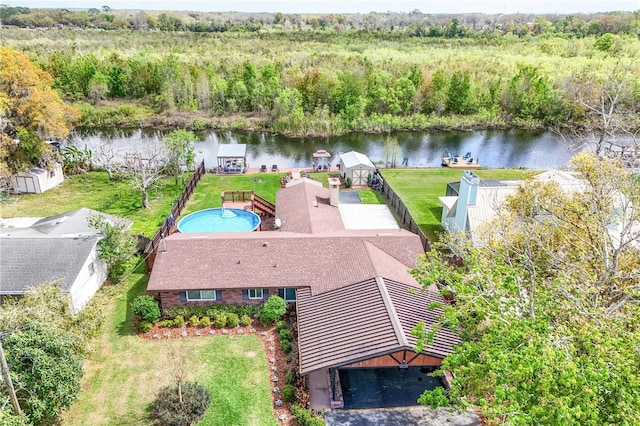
<box><xmin>275</xmin><ymin>180</ymin><xmax>344</xmax><ymax>234</ymax></box>
<box><xmin>297</xmin><ymin>277</ymin><xmax>461</xmax><ymax>374</ymax></box>
<box><xmin>146</xmin><ymin>231</ymin><xmax>424</xmax><ymax>295</ymax></box>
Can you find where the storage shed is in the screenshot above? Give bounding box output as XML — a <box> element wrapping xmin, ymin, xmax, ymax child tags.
<box><xmin>11</xmin><ymin>163</ymin><xmax>64</xmax><ymax>194</ymax></box>
<box><xmin>217</xmin><ymin>144</ymin><xmax>247</xmax><ymax>174</ymax></box>
<box><xmin>339</xmin><ymin>151</ymin><xmax>375</xmax><ymax>186</ymax></box>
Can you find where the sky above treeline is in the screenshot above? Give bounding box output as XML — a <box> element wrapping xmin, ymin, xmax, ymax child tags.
<box><xmin>5</xmin><ymin>0</ymin><xmax>640</xmax><ymax>14</ymax></box>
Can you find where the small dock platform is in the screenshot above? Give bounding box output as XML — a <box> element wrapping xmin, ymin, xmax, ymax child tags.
<box><xmin>442</xmin><ymin>152</ymin><xmax>481</xmax><ymax>169</ymax></box>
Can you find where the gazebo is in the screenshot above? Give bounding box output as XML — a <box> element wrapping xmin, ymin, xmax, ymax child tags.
<box><xmin>312</xmin><ymin>150</ymin><xmax>331</xmax><ymax>171</ymax></box>
<box><xmin>217</xmin><ymin>144</ymin><xmax>247</xmax><ymax>174</ymax></box>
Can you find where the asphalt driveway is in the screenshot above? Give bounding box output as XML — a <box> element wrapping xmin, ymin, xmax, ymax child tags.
<box><xmin>339</xmin><ymin>191</ymin><xmax>362</xmax><ymax>204</ymax></box>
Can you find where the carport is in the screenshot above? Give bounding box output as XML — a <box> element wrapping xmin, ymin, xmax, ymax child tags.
<box><xmin>339</xmin><ymin>366</ymin><xmax>442</xmax><ymax>409</ymax></box>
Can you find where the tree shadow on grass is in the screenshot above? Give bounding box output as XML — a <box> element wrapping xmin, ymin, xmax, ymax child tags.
<box><xmin>116</xmin><ymin>267</ymin><xmax>149</xmax><ymax>337</ymax></box>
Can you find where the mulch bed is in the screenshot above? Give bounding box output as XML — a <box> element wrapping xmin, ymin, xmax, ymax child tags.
<box><xmin>138</xmin><ymin>321</ymin><xmax>300</xmax><ymax>425</ymax></box>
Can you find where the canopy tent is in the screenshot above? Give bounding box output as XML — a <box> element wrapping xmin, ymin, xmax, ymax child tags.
<box><xmin>217</xmin><ymin>144</ymin><xmax>247</xmax><ymax>174</ymax></box>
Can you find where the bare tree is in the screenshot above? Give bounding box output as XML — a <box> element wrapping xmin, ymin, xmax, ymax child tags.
<box><xmin>559</xmin><ymin>60</ymin><xmax>640</xmax><ymax>165</ymax></box>
<box><xmin>167</xmin><ymin>343</ymin><xmax>188</xmax><ymax>404</ymax></box>
<box><xmin>91</xmin><ymin>145</ymin><xmax>121</xmax><ymax>180</ymax></box>
<box><xmin>113</xmin><ymin>143</ymin><xmax>168</xmax><ymax>208</ymax></box>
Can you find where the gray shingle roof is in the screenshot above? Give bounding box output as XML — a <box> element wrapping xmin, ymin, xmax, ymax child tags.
<box><xmin>1</xmin><ymin>208</ymin><xmax>132</xmax><ymax>238</ymax></box>
<box><xmin>0</xmin><ymin>236</ymin><xmax>99</xmax><ymax>293</ymax></box>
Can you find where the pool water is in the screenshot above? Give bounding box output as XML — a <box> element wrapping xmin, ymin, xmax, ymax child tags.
<box><xmin>177</xmin><ymin>208</ymin><xmax>261</xmax><ymax>233</ymax></box>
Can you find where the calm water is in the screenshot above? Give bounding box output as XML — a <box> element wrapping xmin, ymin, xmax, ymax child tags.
<box><xmin>178</xmin><ymin>208</ymin><xmax>261</xmax><ymax>233</ymax></box>
<box><xmin>71</xmin><ymin>128</ymin><xmax>577</xmax><ymax>170</ymax></box>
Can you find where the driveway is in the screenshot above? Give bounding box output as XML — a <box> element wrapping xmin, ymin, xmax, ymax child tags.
<box><xmin>325</xmin><ymin>407</ymin><xmax>480</xmax><ymax>426</ymax></box>
<box><xmin>339</xmin><ymin>191</ymin><xmax>362</xmax><ymax>204</ymax></box>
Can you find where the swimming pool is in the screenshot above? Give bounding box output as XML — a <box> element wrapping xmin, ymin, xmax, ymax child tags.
<box><xmin>177</xmin><ymin>208</ymin><xmax>261</xmax><ymax>233</ymax></box>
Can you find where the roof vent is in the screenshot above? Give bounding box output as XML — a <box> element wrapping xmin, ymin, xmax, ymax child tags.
<box><xmin>263</xmin><ymin>242</ymin><xmax>268</xmax><ymax>247</ymax></box>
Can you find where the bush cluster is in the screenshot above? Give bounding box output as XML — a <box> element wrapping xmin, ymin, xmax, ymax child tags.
<box><xmin>213</xmin><ymin>313</ymin><xmax>227</xmax><ymax>328</ymax></box>
<box><xmin>151</xmin><ymin>382</ymin><xmax>211</xmax><ymax>426</ymax></box>
<box><xmin>239</xmin><ymin>314</ymin><xmax>252</xmax><ymax>326</ymax></box>
<box><xmin>131</xmin><ymin>295</ymin><xmax>160</xmax><ymax>323</ymax></box>
<box><xmin>260</xmin><ymin>296</ymin><xmax>286</xmax><ymax>325</ymax></box>
<box><xmin>290</xmin><ymin>405</ymin><xmax>325</xmax><ymax>426</ymax></box>
<box><xmin>227</xmin><ymin>312</ymin><xmax>239</xmax><ymax>328</ymax></box>
<box><xmin>163</xmin><ymin>304</ymin><xmax>262</xmax><ymax>321</ymax></box>
<box><xmin>138</xmin><ymin>320</ymin><xmax>153</xmax><ymax>333</ymax></box>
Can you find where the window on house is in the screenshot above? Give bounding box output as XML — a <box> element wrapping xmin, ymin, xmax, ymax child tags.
<box><xmin>186</xmin><ymin>290</ymin><xmax>217</xmax><ymax>301</ymax></box>
<box><xmin>278</xmin><ymin>288</ymin><xmax>297</xmax><ymax>303</ymax></box>
<box><xmin>248</xmin><ymin>288</ymin><xmax>264</xmax><ymax>299</ymax></box>
<box><xmin>88</xmin><ymin>262</ymin><xmax>94</xmax><ymax>276</ymax></box>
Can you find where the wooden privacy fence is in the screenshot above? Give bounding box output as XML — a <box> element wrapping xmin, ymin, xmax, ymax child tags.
<box><xmin>377</xmin><ymin>170</ymin><xmax>430</xmax><ymax>252</ymax></box>
<box><xmin>144</xmin><ymin>160</ymin><xmax>206</xmax><ymax>271</ymax></box>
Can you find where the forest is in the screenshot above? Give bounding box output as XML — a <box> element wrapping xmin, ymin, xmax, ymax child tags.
<box><xmin>1</xmin><ymin>7</ymin><xmax>639</xmax><ymax>138</ymax></box>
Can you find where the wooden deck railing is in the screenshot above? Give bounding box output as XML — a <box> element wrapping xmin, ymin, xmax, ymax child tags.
<box><xmin>144</xmin><ymin>160</ymin><xmax>206</xmax><ymax>272</ymax></box>
<box><xmin>221</xmin><ymin>190</ymin><xmax>276</xmax><ymax>217</ymax></box>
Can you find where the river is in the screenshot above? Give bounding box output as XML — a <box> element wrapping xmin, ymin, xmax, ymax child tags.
<box><xmin>70</xmin><ymin>129</ymin><xmax>578</xmax><ymax>170</ymax></box>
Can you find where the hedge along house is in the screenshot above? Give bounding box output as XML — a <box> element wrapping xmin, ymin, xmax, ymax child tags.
<box><xmin>338</xmin><ymin>151</ymin><xmax>375</xmax><ymax>187</ymax></box>
<box><xmin>0</xmin><ymin>208</ymin><xmax>133</xmax><ymax>311</ymax></box>
<box><xmin>146</xmin><ymin>179</ymin><xmax>459</xmax><ymax>409</ymax></box>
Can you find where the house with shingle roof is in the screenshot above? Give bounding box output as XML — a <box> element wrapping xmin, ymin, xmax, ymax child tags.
<box><xmin>0</xmin><ymin>208</ymin><xmax>132</xmax><ymax>311</ymax></box>
<box><xmin>146</xmin><ymin>180</ymin><xmax>459</xmax><ymax>409</ymax></box>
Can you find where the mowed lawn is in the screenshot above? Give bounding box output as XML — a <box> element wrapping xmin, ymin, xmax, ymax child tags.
<box><xmin>381</xmin><ymin>168</ymin><xmax>535</xmax><ymax>240</ymax></box>
<box><xmin>61</xmin><ymin>272</ymin><xmax>276</xmax><ymax>426</ymax></box>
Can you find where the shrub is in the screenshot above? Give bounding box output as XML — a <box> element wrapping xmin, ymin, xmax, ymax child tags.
<box><xmin>345</xmin><ymin>177</ymin><xmax>352</xmax><ymax>188</ymax></box>
<box><xmin>162</xmin><ymin>304</ymin><xmax>262</xmax><ymax>321</ymax></box>
<box><xmin>275</xmin><ymin>320</ymin><xmax>288</xmax><ymax>332</ymax></box>
<box><xmin>290</xmin><ymin>404</ymin><xmax>325</xmax><ymax>426</ymax></box>
<box><xmin>138</xmin><ymin>320</ymin><xmax>153</xmax><ymax>333</ymax></box>
<box><xmin>173</xmin><ymin>315</ymin><xmax>185</xmax><ymax>328</ymax></box>
<box><xmin>227</xmin><ymin>312</ymin><xmax>239</xmax><ymax>328</ymax></box>
<box><xmin>279</xmin><ymin>329</ymin><xmax>292</xmax><ymax>341</ymax></box>
<box><xmin>239</xmin><ymin>314</ymin><xmax>252</xmax><ymax>326</ymax></box>
<box><xmin>280</xmin><ymin>339</ymin><xmax>292</xmax><ymax>354</ymax></box>
<box><xmin>200</xmin><ymin>316</ymin><xmax>211</xmax><ymax>328</ymax></box>
<box><xmin>285</xmin><ymin>371</ymin><xmax>296</xmax><ymax>385</ymax></box>
<box><xmin>283</xmin><ymin>384</ymin><xmax>296</xmax><ymax>403</ymax></box>
<box><xmin>131</xmin><ymin>295</ymin><xmax>160</xmax><ymax>323</ymax></box>
<box><xmin>151</xmin><ymin>381</ymin><xmax>211</xmax><ymax>426</ymax></box>
<box><xmin>188</xmin><ymin>315</ymin><xmax>199</xmax><ymax>327</ymax></box>
<box><xmin>159</xmin><ymin>320</ymin><xmax>174</xmax><ymax>328</ymax></box>
<box><xmin>285</xmin><ymin>354</ymin><xmax>293</xmax><ymax>363</ymax></box>
<box><xmin>417</xmin><ymin>387</ymin><xmax>450</xmax><ymax>408</ymax></box>
<box><xmin>213</xmin><ymin>313</ymin><xmax>227</xmax><ymax>328</ymax></box>
<box><xmin>260</xmin><ymin>296</ymin><xmax>286</xmax><ymax>325</ymax></box>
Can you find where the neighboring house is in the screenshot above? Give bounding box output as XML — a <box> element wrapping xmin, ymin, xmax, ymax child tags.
<box><xmin>147</xmin><ymin>179</ymin><xmax>459</xmax><ymax>409</ymax></box>
<box><xmin>339</xmin><ymin>151</ymin><xmax>375</xmax><ymax>186</ymax></box>
<box><xmin>0</xmin><ymin>208</ymin><xmax>133</xmax><ymax>311</ymax></box>
<box><xmin>11</xmin><ymin>162</ymin><xmax>64</xmax><ymax>194</ymax></box>
<box><xmin>439</xmin><ymin>170</ymin><xmax>589</xmax><ymax>244</ymax></box>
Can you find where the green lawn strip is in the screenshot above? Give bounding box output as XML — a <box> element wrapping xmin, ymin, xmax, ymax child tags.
<box><xmin>196</xmin><ymin>338</ymin><xmax>277</xmax><ymax>426</ymax></box>
<box><xmin>381</xmin><ymin>168</ymin><xmax>533</xmax><ymax>241</ymax></box>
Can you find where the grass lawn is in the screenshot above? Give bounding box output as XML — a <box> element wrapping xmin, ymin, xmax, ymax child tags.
<box><xmin>0</xmin><ymin>172</ymin><xmax>183</xmax><ymax>236</ymax></box>
<box><xmin>182</xmin><ymin>172</ymin><xmax>283</xmax><ymax>216</ymax></box>
<box><xmin>61</xmin><ymin>270</ymin><xmax>276</xmax><ymax>426</ymax></box>
<box><xmin>381</xmin><ymin>168</ymin><xmax>535</xmax><ymax>241</ymax></box>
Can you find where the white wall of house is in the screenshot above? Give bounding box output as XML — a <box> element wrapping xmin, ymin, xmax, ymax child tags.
<box><xmin>12</xmin><ymin>163</ymin><xmax>64</xmax><ymax>194</ymax></box>
<box><xmin>68</xmin><ymin>247</ymin><xmax>108</xmax><ymax>312</ymax></box>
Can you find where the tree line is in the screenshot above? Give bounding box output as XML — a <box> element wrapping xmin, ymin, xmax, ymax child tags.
<box><xmin>34</xmin><ymin>40</ymin><xmax>640</xmax><ymax>138</ymax></box>
<box><xmin>1</xmin><ymin>6</ymin><xmax>639</xmax><ymax>37</ymax></box>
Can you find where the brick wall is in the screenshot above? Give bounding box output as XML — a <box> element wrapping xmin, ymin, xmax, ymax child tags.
<box><xmin>157</xmin><ymin>289</ymin><xmax>265</xmax><ymax>309</ymax></box>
